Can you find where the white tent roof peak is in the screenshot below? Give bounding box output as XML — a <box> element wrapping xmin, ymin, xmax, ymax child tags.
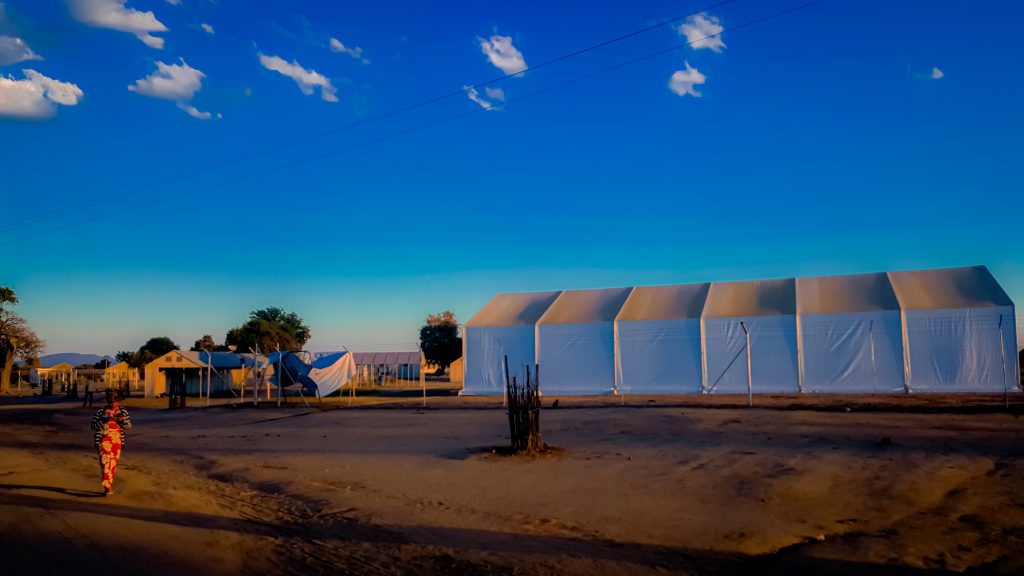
<box><xmin>888</xmin><ymin>265</ymin><xmax>1013</xmax><ymax>310</ymax></box>
<box><xmin>538</xmin><ymin>287</ymin><xmax>633</xmax><ymax>325</ymax></box>
<box><xmin>616</xmin><ymin>283</ymin><xmax>710</xmax><ymax>321</ymax></box>
<box><xmin>702</xmin><ymin>278</ymin><xmax>796</xmax><ymax>318</ymax></box>
<box><xmin>797</xmin><ymin>272</ymin><xmax>900</xmax><ymax>314</ymax></box>
<box><xmin>465</xmin><ymin>290</ymin><xmax>562</xmax><ymax>327</ymax></box>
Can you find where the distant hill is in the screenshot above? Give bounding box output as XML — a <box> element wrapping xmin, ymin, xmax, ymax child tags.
<box><xmin>38</xmin><ymin>353</ymin><xmax>115</xmax><ymax>368</ymax></box>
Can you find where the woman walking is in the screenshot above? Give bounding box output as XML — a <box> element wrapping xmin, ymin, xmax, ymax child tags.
<box><xmin>91</xmin><ymin>390</ymin><xmax>132</xmax><ymax>496</ymax></box>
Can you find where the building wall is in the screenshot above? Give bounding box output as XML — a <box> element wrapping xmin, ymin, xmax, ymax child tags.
<box><xmin>449</xmin><ymin>357</ymin><xmax>464</xmax><ymax>384</ymax></box>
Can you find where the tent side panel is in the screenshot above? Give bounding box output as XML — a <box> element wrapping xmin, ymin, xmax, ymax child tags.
<box><xmin>904</xmin><ymin>306</ymin><xmax>1014</xmax><ymax>392</ymax></box>
<box><xmin>702</xmin><ymin>318</ymin><xmax>748</xmax><ymax>394</ymax></box>
<box><xmin>463</xmin><ymin>325</ymin><xmax>535</xmax><ymax>395</ymax></box>
<box><xmin>703</xmin><ymin>316</ymin><xmax>799</xmax><ymax>394</ymax></box>
<box><xmin>537</xmin><ymin>322</ymin><xmax>615</xmax><ymax>395</ymax></box>
<box><xmin>799</xmin><ymin>311</ymin><xmax>904</xmax><ymax>393</ymax></box>
<box><xmin>616</xmin><ymin>318</ymin><xmax>702</xmax><ymax>394</ymax></box>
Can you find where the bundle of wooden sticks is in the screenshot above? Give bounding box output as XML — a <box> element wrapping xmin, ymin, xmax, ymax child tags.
<box><xmin>503</xmin><ymin>356</ymin><xmax>545</xmax><ymax>453</ymax></box>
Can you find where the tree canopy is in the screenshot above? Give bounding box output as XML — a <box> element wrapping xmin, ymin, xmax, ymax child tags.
<box><xmin>225</xmin><ymin>307</ymin><xmax>311</xmax><ymax>353</ymax></box>
<box><xmin>191</xmin><ymin>334</ymin><xmax>230</xmax><ymax>352</ymax></box>
<box><xmin>114</xmin><ymin>336</ymin><xmax>179</xmax><ymax>372</ymax></box>
<box><xmin>140</xmin><ymin>337</ymin><xmax>179</xmax><ymax>357</ymax></box>
<box><xmin>1</xmin><ymin>287</ymin><xmax>46</xmax><ymax>392</ymax></box>
<box><xmin>419</xmin><ymin>310</ymin><xmax>462</xmax><ymax>370</ymax></box>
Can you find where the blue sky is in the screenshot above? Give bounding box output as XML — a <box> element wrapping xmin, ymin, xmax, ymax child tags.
<box><xmin>1</xmin><ymin>0</ymin><xmax>1022</xmax><ymax>355</ymax></box>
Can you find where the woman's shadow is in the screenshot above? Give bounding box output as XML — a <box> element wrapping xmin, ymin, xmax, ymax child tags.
<box><xmin>0</xmin><ymin>483</ymin><xmax>104</xmax><ymax>498</ymax></box>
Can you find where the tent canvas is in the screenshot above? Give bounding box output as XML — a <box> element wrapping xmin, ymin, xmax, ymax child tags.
<box><xmin>796</xmin><ymin>273</ymin><xmax>906</xmax><ymax>393</ymax></box>
<box><xmin>464</xmin><ymin>265</ymin><xmax>1016</xmax><ymax>396</ymax></box>
<box><xmin>615</xmin><ymin>283</ymin><xmax>709</xmax><ymax>394</ymax></box>
<box><xmin>537</xmin><ymin>287</ymin><xmax>633</xmax><ymax>395</ymax></box>
<box><xmin>462</xmin><ymin>291</ymin><xmax>561</xmax><ymax>395</ymax></box>
<box><xmin>889</xmin><ymin>266</ymin><xmax>1018</xmax><ymax>392</ymax></box>
<box><xmin>268</xmin><ymin>351</ymin><xmax>356</xmax><ymax>397</ymax></box>
<box><xmin>702</xmin><ymin>278</ymin><xmax>799</xmax><ymax>394</ymax></box>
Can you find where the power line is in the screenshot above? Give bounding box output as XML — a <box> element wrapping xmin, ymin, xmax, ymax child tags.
<box><xmin>0</xmin><ymin>0</ymin><xmax>828</xmax><ymax>247</ymax></box>
<box><xmin>0</xmin><ymin>0</ymin><xmax>740</xmax><ymax>234</ymax></box>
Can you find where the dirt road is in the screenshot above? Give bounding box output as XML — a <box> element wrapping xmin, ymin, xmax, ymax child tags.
<box><xmin>1</xmin><ymin>394</ymin><xmax>1023</xmax><ymax>574</ymax></box>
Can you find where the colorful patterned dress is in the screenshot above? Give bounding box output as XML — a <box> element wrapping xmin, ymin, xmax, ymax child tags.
<box><xmin>91</xmin><ymin>404</ymin><xmax>132</xmax><ymax>493</ymax></box>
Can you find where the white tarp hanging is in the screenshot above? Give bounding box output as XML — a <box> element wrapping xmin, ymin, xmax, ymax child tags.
<box><xmin>615</xmin><ymin>283</ymin><xmax>709</xmax><ymax>394</ymax></box>
<box><xmin>537</xmin><ymin>287</ymin><xmax>633</xmax><ymax>395</ymax></box>
<box><xmin>462</xmin><ymin>291</ymin><xmax>561</xmax><ymax>395</ymax></box>
<box><xmin>702</xmin><ymin>279</ymin><xmax>799</xmax><ymax>394</ymax></box>
<box><xmin>797</xmin><ymin>273</ymin><xmax>906</xmax><ymax>393</ymax></box>
<box><xmin>305</xmin><ymin>352</ymin><xmax>357</xmax><ymax>397</ymax></box>
<box><xmin>266</xmin><ymin>351</ymin><xmax>356</xmax><ymax>397</ymax></box>
<box><xmin>890</xmin><ymin>266</ymin><xmax>1019</xmax><ymax>392</ymax></box>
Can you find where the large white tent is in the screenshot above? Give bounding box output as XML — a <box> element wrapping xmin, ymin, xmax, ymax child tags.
<box><xmin>536</xmin><ymin>287</ymin><xmax>633</xmax><ymax>395</ymax></box>
<box><xmin>889</xmin><ymin>266</ymin><xmax>1017</xmax><ymax>393</ymax></box>
<box><xmin>462</xmin><ymin>291</ymin><xmax>561</xmax><ymax>395</ymax></box>
<box><xmin>462</xmin><ymin>265</ymin><xmax>1018</xmax><ymax>396</ymax></box>
<box><xmin>797</xmin><ymin>272</ymin><xmax>905</xmax><ymax>393</ymax></box>
<box><xmin>702</xmin><ymin>278</ymin><xmax>800</xmax><ymax>394</ymax></box>
<box><xmin>615</xmin><ymin>283</ymin><xmax>709</xmax><ymax>394</ymax></box>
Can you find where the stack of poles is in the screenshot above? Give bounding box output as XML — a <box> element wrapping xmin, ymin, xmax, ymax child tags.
<box><xmin>503</xmin><ymin>355</ymin><xmax>544</xmax><ymax>453</ymax></box>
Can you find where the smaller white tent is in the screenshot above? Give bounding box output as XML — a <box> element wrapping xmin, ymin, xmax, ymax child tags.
<box><xmin>702</xmin><ymin>278</ymin><xmax>799</xmax><ymax>394</ymax></box>
<box><xmin>462</xmin><ymin>291</ymin><xmax>561</xmax><ymax>395</ymax></box>
<box><xmin>797</xmin><ymin>273</ymin><xmax>905</xmax><ymax>393</ymax></box>
<box><xmin>305</xmin><ymin>352</ymin><xmax>357</xmax><ymax>397</ymax></box>
<box><xmin>889</xmin><ymin>266</ymin><xmax>1018</xmax><ymax>392</ymax></box>
<box><xmin>267</xmin><ymin>351</ymin><xmax>356</xmax><ymax>397</ymax></box>
<box><xmin>536</xmin><ymin>287</ymin><xmax>633</xmax><ymax>395</ymax></box>
<box><xmin>615</xmin><ymin>283</ymin><xmax>709</xmax><ymax>394</ymax></box>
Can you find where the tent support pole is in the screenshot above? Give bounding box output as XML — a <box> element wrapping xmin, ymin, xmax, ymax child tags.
<box><xmin>741</xmin><ymin>321</ymin><xmax>752</xmax><ymax>408</ymax></box>
<box><xmin>419</xmin><ymin>346</ymin><xmax>426</xmax><ymax>408</ymax></box>
<box><xmin>276</xmin><ymin>343</ymin><xmax>282</xmax><ymax>408</ymax></box>
<box><xmin>795</xmin><ymin>313</ymin><xmax>804</xmax><ymax>394</ymax></box>
<box><xmin>206</xmin><ymin>352</ymin><xmax>213</xmax><ymax>408</ymax></box>
<box><xmin>869</xmin><ymin>320</ymin><xmax>877</xmax><ymax>394</ymax></box>
<box><xmin>999</xmin><ymin>314</ymin><xmax>1008</xmax><ymax>410</ymax></box>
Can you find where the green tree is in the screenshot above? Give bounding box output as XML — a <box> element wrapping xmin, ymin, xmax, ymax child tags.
<box><xmin>112</xmin><ymin>337</ymin><xmax>177</xmax><ymax>379</ymax></box>
<box><xmin>1</xmin><ymin>287</ymin><xmax>45</xmax><ymax>393</ymax></box>
<box><xmin>225</xmin><ymin>307</ymin><xmax>311</xmax><ymax>353</ymax></box>
<box><xmin>419</xmin><ymin>311</ymin><xmax>462</xmax><ymax>371</ymax></box>
<box><xmin>139</xmin><ymin>336</ymin><xmax>179</xmax><ymax>357</ymax></box>
<box><xmin>191</xmin><ymin>334</ymin><xmax>231</xmax><ymax>352</ymax></box>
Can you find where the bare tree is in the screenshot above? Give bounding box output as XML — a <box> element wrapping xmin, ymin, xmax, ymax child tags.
<box><xmin>0</xmin><ymin>287</ymin><xmax>45</xmax><ymax>393</ymax></box>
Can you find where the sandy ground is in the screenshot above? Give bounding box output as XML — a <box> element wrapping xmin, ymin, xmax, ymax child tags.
<box><xmin>1</xmin><ymin>392</ymin><xmax>1023</xmax><ymax>575</ymax></box>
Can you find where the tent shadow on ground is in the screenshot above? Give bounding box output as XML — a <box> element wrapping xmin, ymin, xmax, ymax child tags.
<box><xmin>0</xmin><ymin>489</ymin><xmax>960</xmax><ymax>575</ymax></box>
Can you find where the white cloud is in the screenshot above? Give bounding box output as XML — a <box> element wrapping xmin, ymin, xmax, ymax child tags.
<box><xmin>0</xmin><ymin>69</ymin><xmax>83</xmax><ymax>119</ymax></box>
<box><xmin>479</xmin><ymin>34</ymin><xmax>526</xmax><ymax>75</ymax></box>
<box><xmin>678</xmin><ymin>13</ymin><xmax>725</xmax><ymax>52</ymax></box>
<box><xmin>329</xmin><ymin>37</ymin><xmax>369</xmax><ymax>65</ymax></box>
<box><xmin>484</xmin><ymin>87</ymin><xmax>505</xmax><ymax>102</ymax></box>
<box><xmin>128</xmin><ymin>59</ymin><xmax>213</xmax><ymax>119</ymax></box>
<box><xmin>22</xmin><ymin>70</ymin><xmax>81</xmax><ymax>105</ymax></box>
<box><xmin>258</xmin><ymin>52</ymin><xmax>337</xmax><ymax>102</ymax></box>
<box><xmin>201</xmin><ymin>23</ymin><xmax>214</xmax><ymax>35</ymax></box>
<box><xmin>178</xmin><ymin>102</ymin><xmax>209</xmax><ymax>119</ymax></box>
<box><xmin>69</xmin><ymin>0</ymin><xmax>168</xmax><ymax>49</ymax></box>
<box><xmin>930</xmin><ymin>67</ymin><xmax>944</xmax><ymax>79</ymax></box>
<box><xmin>0</xmin><ymin>36</ymin><xmax>42</xmax><ymax>66</ymax></box>
<box><xmin>165</xmin><ymin>0</ymin><xmax>180</xmax><ymax>4</ymax></box>
<box><xmin>464</xmin><ymin>85</ymin><xmax>506</xmax><ymax>111</ymax></box>
<box><xmin>668</xmin><ymin>61</ymin><xmax>705</xmax><ymax>97</ymax></box>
